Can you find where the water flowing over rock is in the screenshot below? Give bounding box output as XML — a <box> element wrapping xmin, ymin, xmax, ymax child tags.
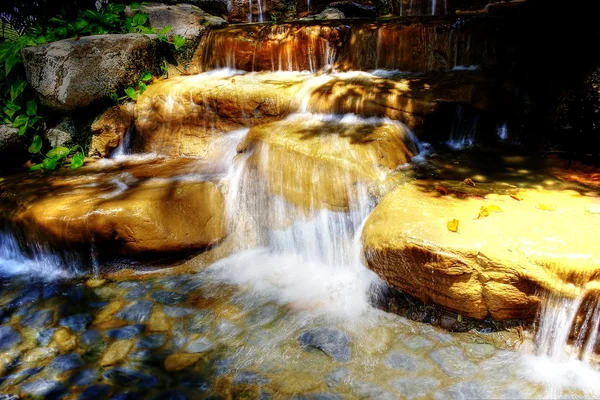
<box><xmin>135</xmin><ymin>72</ymin><xmax>309</xmax><ymax>157</ymax></box>
<box><xmin>89</xmin><ymin>106</ymin><xmax>133</xmax><ymax>158</ymax></box>
<box><xmin>237</xmin><ymin>113</ymin><xmax>419</xmax><ymax>211</ymax></box>
<box><xmin>362</xmin><ymin>184</ymin><xmax>600</xmax><ymax>319</ymax></box>
<box><xmin>21</xmin><ymin>34</ymin><xmax>161</xmax><ymax>112</ymax></box>
<box><xmin>194</xmin><ymin>23</ymin><xmax>348</xmax><ymax>73</ymax></box>
<box><xmin>0</xmin><ymin>158</ymin><xmax>226</xmax><ymax>255</ymax></box>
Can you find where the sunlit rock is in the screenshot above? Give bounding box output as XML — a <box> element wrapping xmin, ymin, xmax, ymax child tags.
<box><xmin>362</xmin><ymin>184</ymin><xmax>600</xmax><ymax>319</ymax></box>
<box><xmin>100</xmin><ymin>340</ymin><xmax>134</xmax><ymax>367</ymax></box>
<box><xmin>135</xmin><ymin>72</ymin><xmax>309</xmax><ymax>157</ymax></box>
<box><xmin>237</xmin><ymin>114</ymin><xmax>419</xmax><ymax>211</ymax></box>
<box><xmin>21</xmin><ymin>34</ymin><xmax>161</xmax><ymax>112</ymax></box>
<box><xmin>164</xmin><ymin>353</ymin><xmax>202</xmax><ymax>371</ymax></box>
<box><xmin>89</xmin><ymin>106</ymin><xmax>133</xmax><ymax>158</ymax></box>
<box><xmin>0</xmin><ymin>158</ymin><xmax>226</xmax><ymax>255</ymax></box>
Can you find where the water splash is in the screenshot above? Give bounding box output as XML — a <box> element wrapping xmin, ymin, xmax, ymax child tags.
<box><xmin>0</xmin><ymin>231</ymin><xmax>79</xmax><ymax>280</ymax></box>
<box><xmin>497</xmin><ymin>122</ymin><xmax>508</xmax><ymax>140</ymax></box>
<box><xmin>201</xmin><ymin>113</ymin><xmax>419</xmax><ymax>319</ymax></box>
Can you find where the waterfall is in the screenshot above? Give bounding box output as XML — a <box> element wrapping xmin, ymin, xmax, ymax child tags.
<box><xmin>201</xmin><ymin>113</ymin><xmax>418</xmax><ymax>318</ymax></box>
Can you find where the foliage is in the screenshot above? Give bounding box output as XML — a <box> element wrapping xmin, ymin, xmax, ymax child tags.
<box><xmin>110</xmin><ymin>71</ymin><xmax>153</xmax><ymax>102</ymax></box>
<box><xmin>0</xmin><ymin>2</ymin><xmax>185</xmax><ymax>172</ymax></box>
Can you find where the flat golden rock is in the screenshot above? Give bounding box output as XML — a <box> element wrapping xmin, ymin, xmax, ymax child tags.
<box><xmin>164</xmin><ymin>353</ymin><xmax>202</xmax><ymax>372</ymax></box>
<box><xmin>51</xmin><ymin>328</ymin><xmax>77</xmax><ymax>352</ymax></box>
<box><xmin>100</xmin><ymin>340</ymin><xmax>134</xmax><ymax>367</ymax></box>
<box><xmin>148</xmin><ymin>309</ymin><xmax>170</xmax><ymax>332</ymax></box>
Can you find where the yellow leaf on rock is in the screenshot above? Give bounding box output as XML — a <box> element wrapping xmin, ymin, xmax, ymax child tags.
<box><xmin>476</xmin><ymin>205</ymin><xmax>502</xmax><ymax>220</ymax></box>
<box><xmin>537</xmin><ymin>202</ymin><xmax>556</xmax><ymax>211</ymax></box>
<box><xmin>447</xmin><ymin>219</ymin><xmax>459</xmax><ymax>232</ymax></box>
<box><xmin>463</xmin><ymin>178</ymin><xmax>476</xmax><ymax>187</ymax></box>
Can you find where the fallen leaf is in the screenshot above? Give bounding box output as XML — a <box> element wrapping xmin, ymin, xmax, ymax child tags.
<box><xmin>510</xmin><ymin>194</ymin><xmax>523</xmax><ymax>201</ymax></box>
<box><xmin>435</xmin><ymin>185</ymin><xmax>449</xmax><ymax>195</ymax></box>
<box><xmin>476</xmin><ymin>205</ymin><xmax>502</xmax><ymax>219</ymax></box>
<box><xmin>463</xmin><ymin>178</ymin><xmax>476</xmax><ymax>187</ymax></box>
<box><xmin>585</xmin><ymin>206</ymin><xmax>600</xmax><ymax>215</ymax></box>
<box><xmin>447</xmin><ymin>219</ymin><xmax>459</xmax><ymax>232</ymax></box>
<box><xmin>537</xmin><ymin>202</ymin><xmax>556</xmax><ymax>212</ymax></box>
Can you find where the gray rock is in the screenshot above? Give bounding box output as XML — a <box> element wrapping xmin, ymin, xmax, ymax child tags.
<box><xmin>439</xmin><ymin>381</ymin><xmax>493</xmax><ymax>400</ymax></box>
<box><xmin>107</xmin><ymin>324</ymin><xmax>145</xmax><ymax>340</ymax></box>
<box><xmin>214</xmin><ymin>320</ymin><xmax>242</xmax><ymax>338</ymax></box>
<box><xmin>384</xmin><ymin>351</ymin><xmax>419</xmax><ymax>371</ymax></box>
<box><xmin>20</xmin><ymin>308</ymin><xmax>54</xmax><ymax>328</ymax></box>
<box><xmin>9</xmin><ymin>287</ymin><xmax>41</xmax><ymax>308</ymax></box>
<box><xmin>233</xmin><ymin>371</ymin><xmax>270</xmax><ymax>385</ymax></box>
<box><xmin>80</xmin><ymin>384</ymin><xmax>111</xmax><ymax>400</ymax></box>
<box><xmin>402</xmin><ymin>335</ymin><xmax>434</xmax><ymax>349</ymax></box>
<box><xmin>70</xmin><ymin>369</ymin><xmax>100</xmax><ymax>386</ymax></box>
<box><xmin>21</xmin><ymin>379</ymin><xmax>67</xmax><ymax>399</ymax></box>
<box><xmin>163</xmin><ymin>306</ymin><xmax>195</xmax><ymax>318</ymax></box>
<box><xmin>80</xmin><ymin>330</ymin><xmax>102</xmax><ymax>347</ymax></box>
<box><xmin>156</xmin><ymin>276</ymin><xmax>190</xmax><ymax>290</ymax></box>
<box><xmin>325</xmin><ymin>367</ymin><xmax>349</xmax><ymax>388</ymax></box>
<box><xmin>299</xmin><ymin>328</ymin><xmax>351</xmax><ymax>363</ymax></box>
<box><xmin>49</xmin><ymin>353</ymin><xmax>85</xmax><ymax>373</ymax></box>
<box><xmin>116</xmin><ymin>301</ymin><xmax>153</xmax><ymax>323</ymax></box>
<box><xmin>45</xmin><ymin>128</ymin><xmax>72</xmax><ymax>148</ymax></box>
<box><xmin>392</xmin><ymin>377</ymin><xmax>440</xmax><ymax>399</ymax></box>
<box><xmin>136</xmin><ymin>334</ymin><xmax>166</xmax><ymax>349</ymax></box>
<box><xmin>2</xmin><ymin>367</ymin><xmax>42</xmax><ymax>385</ymax></box>
<box><xmin>186</xmin><ymin>311</ymin><xmax>213</xmax><ymax>333</ymax></box>
<box><xmin>0</xmin><ymin>325</ymin><xmax>22</xmax><ymax>351</ymax></box>
<box><xmin>37</xmin><ymin>328</ymin><xmax>56</xmax><ymax>346</ymax></box>
<box><xmin>150</xmin><ymin>291</ymin><xmax>187</xmax><ymax>305</ymax></box>
<box><xmin>21</xmin><ymin>34</ymin><xmax>161</xmax><ymax>112</ymax></box>
<box><xmin>350</xmin><ymin>381</ymin><xmax>397</xmax><ymax>400</ymax></box>
<box><xmin>463</xmin><ymin>343</ymin><xmax>496</xmax><ymax>359</ymax></box>
<box><xmin>186</xmin><ymin>336</ymin><xmax>214</xmax><ymax>353</ymax></box>
<box><xmin>430</xmin><ymin>346</ymin><xmax>477</xmax><ymax>378</ymax></box>
<box><xmin>318</xmin><ymin>7</ymin><xmax>345</xmax><ymax>19</ymax></box>
<box><xmin>59</xmin><ymin>313</ymin><xmax>92</xmax><ymax>332</ymax></box>
<box><xmin>249</xmin><ymin>303</ymin><xmax>279</xmax><ymax>326</ymax></box>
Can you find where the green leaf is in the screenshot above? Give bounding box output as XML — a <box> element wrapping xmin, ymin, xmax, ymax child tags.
<box><xmin>36</xmin><ymin>36</ymin><xmax>49</xmax><ymax>45</ymax></box>
<box><xmin>130</xmin><ymin>2</ymin><xmax>141</xmax><ymax>10</ymax></box>
<box><xmin>173</xmin><ymin>35</ymin><xmax>186</xmax><ymax>50</ymax></box>
<box><xmin>47</xmin><ymin>146</ymin><xmax>70</xmax><ymax>159</ymax></box>
<box><xmin>29</xmin><ymin>163</ymin><xmax>43</xmax><ymax>171</ymax></box>
<box><xmin>71</xmin><ymin>152</ymin><xmax>85</xmax><ymax>169</ymax></box>
<box><xmin>95</xmin><ymin>26</ymin><xmax>109</xmax><ymax>35</ymax></box>
<box><xmin>42</xmin><ymin>157</ymin><xmax>58</xmax><ymax>170</ymax></box>
<box><xmin>138</xmin><ymin>82</ymin><xmax>147</xmax><ymax>94</ymax></box>
<box><xmin>73</xmin><ymin>18</ymin><xmax>89</xmax><ymax>31</ymax></box>
<box><xmin>5</xmin><ymin>55</ymin><xmax>20</xmax><ymax>76</ymax></box>
<box><xmin>18</xmin><ymin>125</ymin><xmax>28</xmax><ymax>137</ymax></box>
<box><xmin>101</xmin><ymin>13</ymin><xmax>119</xmax><ymax>25</ymax></box>
<box><xmin>48</xmin><ymin>17</ymin><xmax>65</xmax><ymax>24</ymax></box>
<box><xmin>26</xmin><ymin>100</ymin><xmax>37</xmax><ymax>116</ymax></box>
<box><xmin>29</xmin><ymin>116</ymin><xmax>43</xmax><ymax>126</ymax></box>
<box><xmin>0</xmin><ymin>43</ymin><xmax>12</xmax><ymax>64</ymax></box>
<box><xmin>81</xmin><ymin>10</ymin><xmax>101</xmax><ymax>21</ymax></box>
<box><xmin>124</xmin><ymin>87</ymin><xmax>137</xmax><ymax>101</ymax></box>
<box><xmin>55</xmin><ymin>27</ymin><xmax>68</xmax><ymax>38</ymax></box>
<box><xmin>132</xmin><ymin>13</ymin><xmax>148</xmax><ymax>26</ymax></box>
<box><xmin>159</xmin><ymin>25</ymin><xmax>172</xmax><ymax>36</ymax></box>
<box><xmin>107</xmin><ymin>4</ymin><xmax>126</xmax><ymax>13</ymax></box>
<box><xmin>140</xmin><ymin>71</ymin><xmax>152</xmax><ymax>82</ymax></box>
<box><xmin>28</xmin><ymin>135</ymin><xmax>42</xmax><ymax>153</ymax></box>
<box><xmin>4</xmin><ymin>102</ymin><xmax>21</xmax><ymax>112</ymax></box>
<box><xmin>110</xmin><ymin>92</ymin><xmax>119</xmax><ymax>102</ymax></box>
<box><xmin>10</xmin><ymin>81</ymin><xmax>27</xmax><ymax>102</ymax></box>
<box><xmin>12</xmin><ymin>114</ymin><xmax>29</xmax><ymax>128</ymax></box>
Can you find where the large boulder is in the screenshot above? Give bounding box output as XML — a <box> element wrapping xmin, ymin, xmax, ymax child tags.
<box><xmin>21</xmin><ymin>34</ymin><xmax>161</xmax><ymax>112</ymax></box>
<box><xmin>362</xmin><ymin>183</ymin><xmax>600</xmax><ymax>320</ymax></box>
<box><xmin>0</xmin><ymin>158</ymin><xmax>226</xmax><ymax>255</ymax></box>
<box><xmin>237</xmin><ymin>114</ymin><xmax>419</xmax><ymax>211</ymax></box>
<box><xmin>128</xmin><ymin>3</ymin><xmax>226</xmax><ymax>70</ymax></box>
<box><xmin>135</xmin><ymin>72</ymin><xmax>309</xmax><ymax>157</ymax></box>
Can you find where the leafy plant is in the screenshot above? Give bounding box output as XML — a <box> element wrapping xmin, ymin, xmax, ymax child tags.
<box><xmin>110</xmin><ymin>70</ymin><xmax>153</xmax><ymax>102</ymax></box>
<box><xmin>29</xmin><ymin>144</ymin><xmax>85</xmax><ymax>171</ymax></box>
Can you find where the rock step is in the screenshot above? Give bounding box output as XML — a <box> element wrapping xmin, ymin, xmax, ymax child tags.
<box><xmin>362</xmin><ymin>181</ymin><xmax>600</xmax><ymax>320</ymax></box>
<box><xmin>0</xmin><ymin>158</ymin><xmax>226</xmax><ymax>256</ymax></box>
<box><xmin>135</xmin><ymin>70</ymin><xmax>511</xmax><ymax>158</ymax></box>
